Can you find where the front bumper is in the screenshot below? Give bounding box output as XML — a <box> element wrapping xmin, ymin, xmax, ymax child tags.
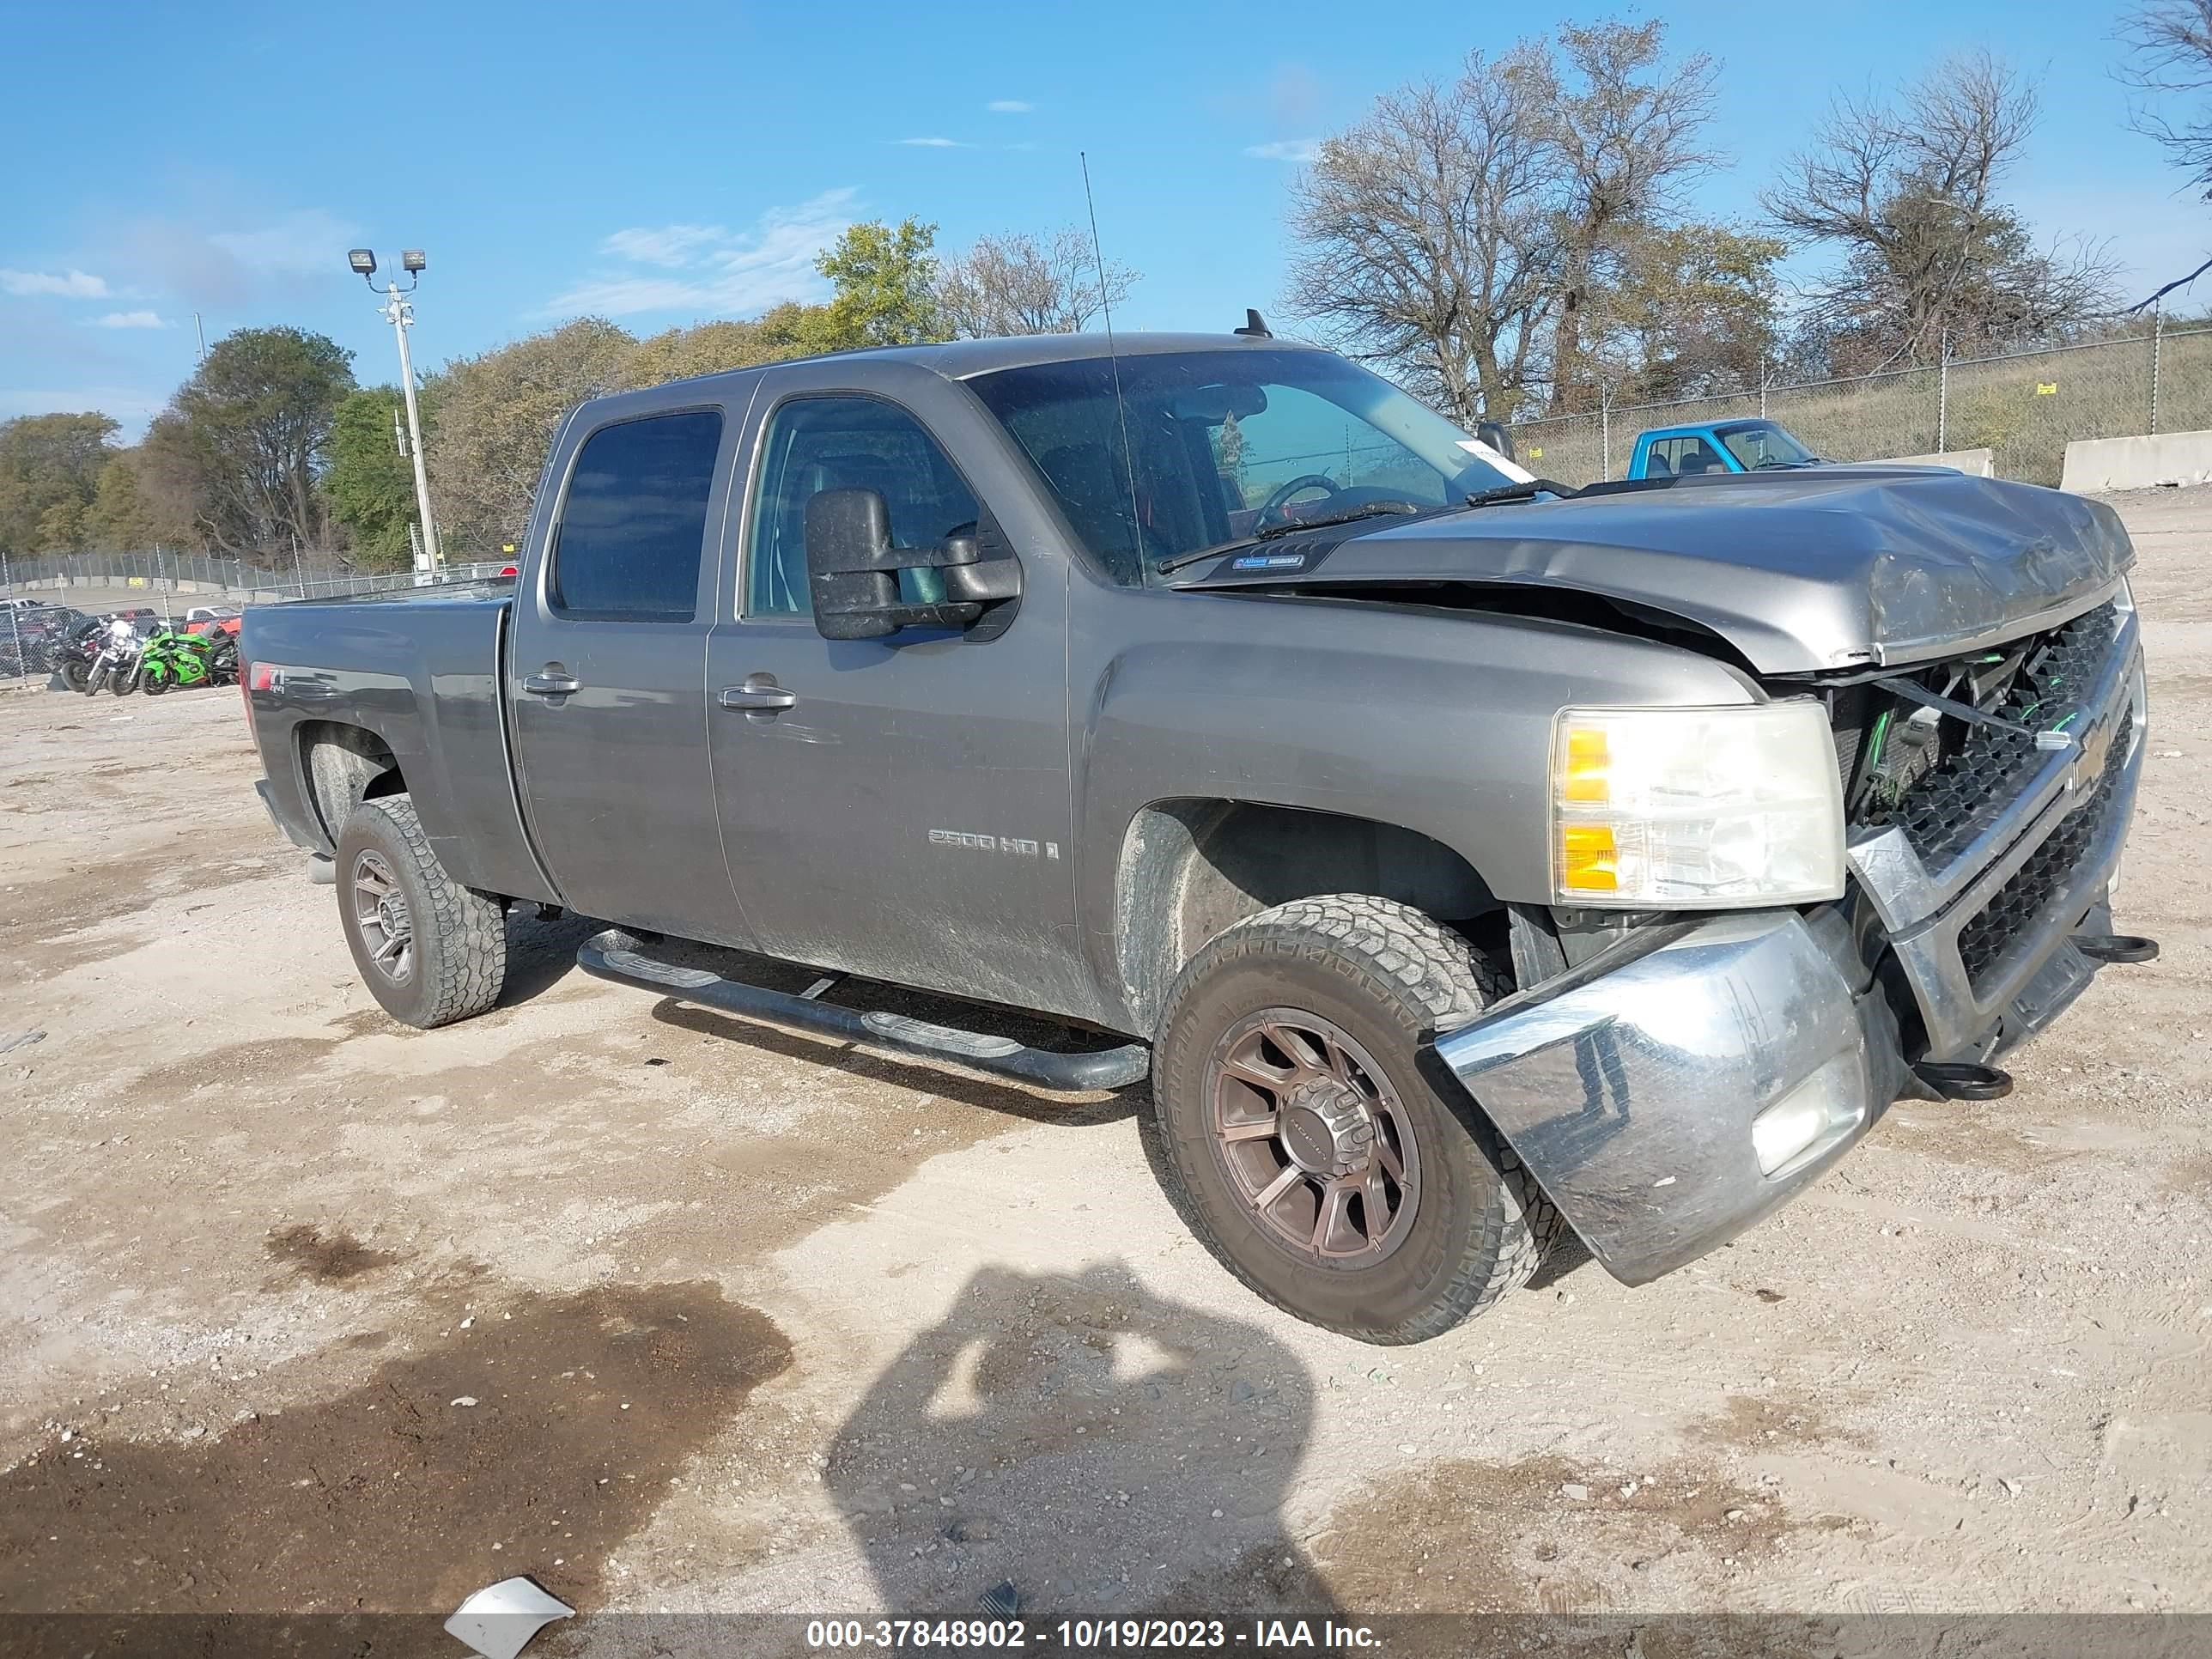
<box><xmin>1436</xmin><ymin>595</ymin><xmax>2148</xmax><ymax>1287</ymax></box>
<box><xmin>1436</xmin><ymin>912</ymin><xmax>1909</xmax><ymax>1285</ymax></box>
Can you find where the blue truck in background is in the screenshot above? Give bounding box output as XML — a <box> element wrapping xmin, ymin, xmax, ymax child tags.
<box><xmin>1627</xmin><ymin>418</ymin><xmax>1825</xmax><ymax>479</ymax></box>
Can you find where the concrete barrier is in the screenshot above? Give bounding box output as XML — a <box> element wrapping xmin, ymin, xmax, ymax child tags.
<box><xmin>2060</xmin><ymin>429</ymin><xmax>2212</xmax><ymax>494</ymax></box>
<box><xmin>1874</xmin><ymin>447</ymin><xmax>1995</xmax><ymax>476</ymax></box>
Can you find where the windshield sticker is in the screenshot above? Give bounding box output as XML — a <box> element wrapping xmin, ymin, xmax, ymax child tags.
<box><xmin>1232</xmin><ymin>552</ymin><xmax>1310</xmax><ymax>570</ymax></box>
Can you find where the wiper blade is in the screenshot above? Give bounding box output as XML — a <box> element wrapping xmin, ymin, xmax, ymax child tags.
<box><xmin>1156</xmin><ymin>500</ymin><xmax>1431</xmax><ymax>576</ymax></box>
<box><xmin>1462</xmin><ymin>478</ymin><xmax>1579</xmax><ymax>508</ymax></box>
<box><xmin>1253</xmin><ymin>498</ymin><xmax>1425</xmax><ymax>538</ymax></box>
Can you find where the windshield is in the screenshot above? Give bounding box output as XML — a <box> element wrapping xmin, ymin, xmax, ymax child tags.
<box><xmin>966</xmin><ymin>348</ymin><xmax>1517</xmax><ymax>584</ymax></box>
<box><xmin>1717</xmin><ymin>421</ymin><xmax>1817</xmax><ymax>469</ymax></box>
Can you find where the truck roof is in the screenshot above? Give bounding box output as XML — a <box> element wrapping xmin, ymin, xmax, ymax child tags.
<box><xmin>655</xmin><ymin>330</ymin><xmax>1324</xmax><ymax>394</ymax></box>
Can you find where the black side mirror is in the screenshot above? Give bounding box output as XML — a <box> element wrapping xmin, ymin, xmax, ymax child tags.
<box><xmin>1475</xmin><ymin>420</ymin><xmax>1517</xmax><ymax>463</ymax></box>
<box><xmin>804</xmin><ymin>488</ymin><xmax>1023</xmax><ymax>641</ymax></box>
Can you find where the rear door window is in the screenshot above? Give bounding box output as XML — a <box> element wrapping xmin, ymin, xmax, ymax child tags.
<box><xmin>550</xmin><ymin>410</ymin><xmax>725</xmax><ymax>621</ymax></box>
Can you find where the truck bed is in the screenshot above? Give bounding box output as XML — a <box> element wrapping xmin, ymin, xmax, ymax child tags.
<box><xmin>241</xmin><ymin>587</ymin><xmax>558</xmax><ymax>905</ymax></box>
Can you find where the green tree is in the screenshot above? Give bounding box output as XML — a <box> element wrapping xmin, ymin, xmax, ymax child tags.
<box><xmin>80</xmin><ymin>447</ymin><xmax>176</xmax><ymax>551</ymax></box>
<box><xmin>0</xmin><ymin>411</ymin><xmax>118</xmax><ymax>556</ymax></box>
<box><xmin>816</xmin><ymin>218</ymin><xmax>945</xmax><ymax>348</ymax></box>
<box><xmin>324</xmin><ymin>386</ymin><xmax>428</xmax><ymax>570</ymax></box>
<box><xmin>424</xmin><ymin>318</ymin><xmax>637</xmax><ymax>554</ymax></box>
<box><xmin>143</xmin><ymin>326</ymin><xmax>356</xmax><ymax>556</ymax></box>
<box><xmin>1586</xmin><ymin>223</ymin><xmax>1786</xmax><ymax>400</ymax></box>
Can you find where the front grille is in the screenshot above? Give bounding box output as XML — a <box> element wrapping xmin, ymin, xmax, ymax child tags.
<box><xmin>1857</xmin><ymin>601</ymin><xmax>2119</xmax><ymax>869</ymax></box>
<box><xmin>1954</xmin><ymin>708</ymin><xmax>2132</xmax><ymax>988</ymax></box>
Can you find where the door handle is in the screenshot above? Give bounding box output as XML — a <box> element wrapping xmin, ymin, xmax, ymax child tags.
<box><xmin>523</xmin><ymin>671</ymin><xmax>582</xmax><ymax>696</ymax></box>
<box><xmin>719</xmin><ymin>675</ymin><xmax>797</xmax><ymax>712</ymax></box>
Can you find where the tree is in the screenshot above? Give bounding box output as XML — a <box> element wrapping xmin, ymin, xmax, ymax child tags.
<box><xmin>142</xmin><ymin>326</ymin><xmax>356</xmax><ymax>556</ymax></box>
<box><xmin>935</xmin><ymin>228</ymin><xmax>1138</xmax><ymax>337</ymax></box>
<box><xmin>324</xmin><ymin>387</ymin><xmax>427</xmax><ymax>570</ymax></box>
<box><xmin>815</xmin><ymin>218</ymin><xmax>945</xmax><ymax>348</ymax></box>
<box><xmin>424</xmin><ymin>318</ymin><xmax>637</xmax><ymax>553</ymax></box>
<box><xmin>1761</xmin><ymin>54</ymin><xmax>2117</xmax><ymax>371</ymax></box>
<box><xmin>2121</xmin><ymin>0</ymin><xmax>2212</xmax><ymax>202</ymax></box>
<box><xmin>1582</xmin><ymin>223</ymin><xmax>1785</xmax><ymax>401</ymax></box>
<box><xmin>624</xmin><ymin>308</ymin><xmax>840</xmax><ymax>386</ymax></box>
<box><xmin>80</xmin><ymin>447</ymin><xmax>178</xmax><ymax>551</ymax></box>
<box><xmin>1544</xmin><ymin>21</ymin><xmax>1718</xmax><ymax>412</ymax></box>
<box><xmin>0</xmin><ymin>411</ymin><xmax>118</xmax><ymax>556</ymax></box>
<box><xmin>1286</xmin><ymin>45</ymin><xmax>1564</xmax><ymax>422</ymax></box>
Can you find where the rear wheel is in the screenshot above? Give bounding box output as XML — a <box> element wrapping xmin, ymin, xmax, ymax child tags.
<box><xmin>336</xmin><ymin>793</ymin><xmax>507</xmax><ymax>1028</ymax></box>
<box><xmin>1152</xmin><ymin>894</ymin><xmax>1557</xmax><ymax>1344</ymax></box>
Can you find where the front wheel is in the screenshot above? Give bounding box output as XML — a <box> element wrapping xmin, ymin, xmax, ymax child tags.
<box><xmin>335</xmin><ymin>793</ymin><xmax>507</xmax><ymax>1028</ymax></box>
<box><xmin>1151</xmin><ymin>895</ymin><xmax>1558</xmax><ymax>1344</ymax></box>
<box><xmin>141</xmin><ymin>668</ymin><xmax>169</xmax><ymax>696</ymax></box>
<box><xmin>59</xmin><ymin>658</ymin><xmax>90</xmax><ymax>694</ymax></box>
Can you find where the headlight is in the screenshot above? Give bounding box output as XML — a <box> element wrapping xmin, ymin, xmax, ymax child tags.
<box><xmin>1550</xmin><ymin>702</ymin><xmax>1844</xmax><ymax>908</ymax></box>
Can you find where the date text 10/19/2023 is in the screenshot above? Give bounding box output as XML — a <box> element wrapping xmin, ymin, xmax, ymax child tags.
<box><xmin>804</xmin><ymin>1620</ymin><xmax>1383</xmax><ymax>1650</ymax></box>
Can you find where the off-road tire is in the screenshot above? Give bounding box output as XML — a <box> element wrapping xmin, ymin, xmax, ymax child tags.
<box><xmin>336</xmin><ymin>793</ymin><xmax>507</xmax><ymax>1028</ymax></box>
<box><xmin>1152</xmin><ymin>894</ymin><xmax>1559</xmax><ymax>1344</ymax></box>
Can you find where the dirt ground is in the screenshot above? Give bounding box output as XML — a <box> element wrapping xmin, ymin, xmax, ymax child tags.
<box><xmin>1</xmin><ymin>490</ymin><xmax>2207</xmax><ymax>1649</ymax></box>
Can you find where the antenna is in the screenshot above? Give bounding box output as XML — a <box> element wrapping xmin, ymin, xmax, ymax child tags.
<box><xmin>1080</xmin><ymin>150</ymin><xmax>1145</xmax><ymax>573</ymax></box>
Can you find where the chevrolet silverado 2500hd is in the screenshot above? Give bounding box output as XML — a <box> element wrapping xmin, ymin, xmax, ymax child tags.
<box><xmin>242</xmin><ymin>329</ymin><xmax>2155</xmax><ymax>1344</ymax></box>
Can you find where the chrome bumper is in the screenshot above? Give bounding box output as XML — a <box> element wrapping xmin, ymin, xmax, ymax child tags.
<box><xmin>1435</xmin><ymin>913</ymin><xmax>1908</xmax><ymax>1285</ymax></box>
<box><xmin>1850</xmin><ymin>605</ymin><xmax>2146</xmax><ymax>1060</ymax></box>
<box><xmin>1436</xmin><ymin>602</ymin><xmax>2148</xmax><ymax>1287</ymax></box>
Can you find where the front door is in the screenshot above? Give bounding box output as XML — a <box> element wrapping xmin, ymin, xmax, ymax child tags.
<box><xmin>703</xmin><ymin>378</ymin><xmax>1082</xmax><ymax>1015</ymax></box>
<box><xmin>507</xmin><ymin>397</ymin><xmax>757</xmax><ymax>945</ymax></box>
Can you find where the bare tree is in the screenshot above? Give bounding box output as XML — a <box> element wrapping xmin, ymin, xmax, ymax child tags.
<box><xmin>1285</xmin><ymin>46</ymin><xmax>1562</xmax><ymax>422</ymax></box>
<box><xmin>935</xmin><ymin>229</ymin><xmax>1138</xmax><ymax>337</ymax></box>
<box><xmin>1546</xmin><ymin>21</ymin><xmax>1718</xmax><ymax>412</ymax></box>
<box><xmin>1763</xmin><ymin>54</ymin><xmax>2118</xmax><ymax>369</ymax></box>
<box><xmin>2121</xmin><ymin>0</ymin><xmax>2212</xmax><ymax>200</ymax></box>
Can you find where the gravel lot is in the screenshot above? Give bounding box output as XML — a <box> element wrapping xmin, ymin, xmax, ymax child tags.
<box><xmin>0</xmin><ymin>489</ymin><xmax>2206</xmax><ymax>1646</ymax></box>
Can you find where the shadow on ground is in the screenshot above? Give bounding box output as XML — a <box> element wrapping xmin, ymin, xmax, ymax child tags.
<box><xmin>823</xmin><ymin>1261</ymin><xmax>1336</xmax><ymax>1620</ymax></box>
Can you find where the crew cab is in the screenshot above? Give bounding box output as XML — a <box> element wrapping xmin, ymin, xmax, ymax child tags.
<box><xmin>241</xmin><ymin>331</ymin><xmax>2154</xmax><ymax>1344</ymax></box>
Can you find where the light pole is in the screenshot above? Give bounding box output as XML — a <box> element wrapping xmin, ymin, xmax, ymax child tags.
<box><xmin>349</xmin><ymin>247</ymin><xmax>442</xmax><ymax>578</ymax></box>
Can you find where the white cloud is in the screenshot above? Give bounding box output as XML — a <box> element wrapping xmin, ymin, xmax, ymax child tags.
<box><xmin>0</xmin><ymin>267</ymin><xmax>112</xmax><ymax>298</ymax></box>
<box><xmin>93</xmin><ymin>310</ymin><xmax>168</xmax><ymax>329</ymax></box>
<box><xmin>205</xmin><ymin>207</ymin><xmax>363</xmax><ymax>277</ymax></box>
<box><xmin>1244</xmin><ymin>138</ymin><xmax>1322</xmax><ymax>163</ymax></box>
<box><xmin>895</xmin><ymin>137</ymin><xmax>971</xmax><ymax>149</ymax></box>
<box><xmin>545</xmin><ymin>189</ymin><xmax>859</xmax><ymax>319</ymax></box>
<box><xmin>987</xmin><ymin>100</ymin><xmax>1034</xmax><ymax>113</ymax></box>
<box><xmin>601</xmin><ymin>224</ymin><xmax>730</xmax><ymax>267</ymax></box>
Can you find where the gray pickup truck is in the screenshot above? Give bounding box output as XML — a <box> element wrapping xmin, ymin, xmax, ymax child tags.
<box><xmin>243</xmin><ymin>329</ymin><xmax>2154</xmax><ymax>1344</ymax></box>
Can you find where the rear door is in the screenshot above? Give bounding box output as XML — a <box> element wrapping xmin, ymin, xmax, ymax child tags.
<box><xmin>507</xmin><ymin>390</ymin><xmax>758</xmax><ymax>945</ymax></box>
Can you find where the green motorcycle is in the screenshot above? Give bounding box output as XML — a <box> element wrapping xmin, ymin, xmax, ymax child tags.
<box><xmin>134</xmin><ymin>628</ymin><xmax>230</xmax><ymax>695</ymax></box>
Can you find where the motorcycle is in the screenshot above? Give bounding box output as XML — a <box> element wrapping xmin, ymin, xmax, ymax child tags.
<box><xmin>135</xmin><ymin>628</ymin><xmax>225</xmax><ymax>694</ymax></box>
<box><xmin>47</xmin><ymin>617</ymin><xmax>102</xmax><ymax>692</ymax></box>
<box><xmin>83</xmin><ymin>626</ymin><xmax>144</xmax><ymax>697</ymax></box>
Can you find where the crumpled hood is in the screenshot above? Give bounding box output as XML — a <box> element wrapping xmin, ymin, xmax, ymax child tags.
<box><xmin>1176</xmin><ymin>469</ymin><xmax>2135</xmax><ymax>674</ymax></box>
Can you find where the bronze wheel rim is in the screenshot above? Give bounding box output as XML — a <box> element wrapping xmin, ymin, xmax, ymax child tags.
<box><xmin>351</xmin><ymin>850</ymin><xmax>415</xmax><ymax>986</ymax></box>
<box><xmin>1206</xmin><ymin>1008</ymin><xmax>1419</xmax><ymax>1265</ymax></box>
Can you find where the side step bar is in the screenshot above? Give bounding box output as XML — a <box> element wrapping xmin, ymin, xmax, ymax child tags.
<box><xmin>575</xmin><ymin>929</ymin><xmax>1150</xmax><ymax>1093</ymax></box>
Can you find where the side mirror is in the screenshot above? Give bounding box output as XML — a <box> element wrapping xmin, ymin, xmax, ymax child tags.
<box><xmin>1475</xmin><ymin>420</ymin><xmax>1517</xmax><ymax>463</ymax></box>
<box><xmin>804</xmin><ymin>488</ymin><xmax>1023</xmax><ymax>641</ymax></box>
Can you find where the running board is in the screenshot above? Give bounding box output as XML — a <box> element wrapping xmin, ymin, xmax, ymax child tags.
<box><xmin>575</xmin><ymin>929</ymin><xmax>1150</xmax><ymax>1092</ymax></box>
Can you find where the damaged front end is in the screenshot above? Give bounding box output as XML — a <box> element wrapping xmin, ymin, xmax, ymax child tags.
<box><xmin>1433</xmin><ymin>581</ymin><xmax>2150</xmax><ymax>1287</ymax></box>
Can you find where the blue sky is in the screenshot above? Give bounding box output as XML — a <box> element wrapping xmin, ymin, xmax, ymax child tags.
<box><xmin>4</xmin><ymin>0</ymin><xmax>2205</xmax><ymax>434</ymax></box>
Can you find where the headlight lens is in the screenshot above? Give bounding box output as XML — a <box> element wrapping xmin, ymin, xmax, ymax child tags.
<box><xmin>1550</xmin><ymin>702</ymin><xmax>1845</xmax><ymax>908</ymax></box>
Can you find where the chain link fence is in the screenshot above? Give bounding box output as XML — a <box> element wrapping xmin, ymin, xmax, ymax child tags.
<box><xmin>1</xmin><ymin>553</ymin><xmax>511</xmax><ymax>685</ymax></box>
<box><xmin>1508</xmin><ymin>324</ymin><xmax>2212</xmax><ymax>488</ymax></box>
